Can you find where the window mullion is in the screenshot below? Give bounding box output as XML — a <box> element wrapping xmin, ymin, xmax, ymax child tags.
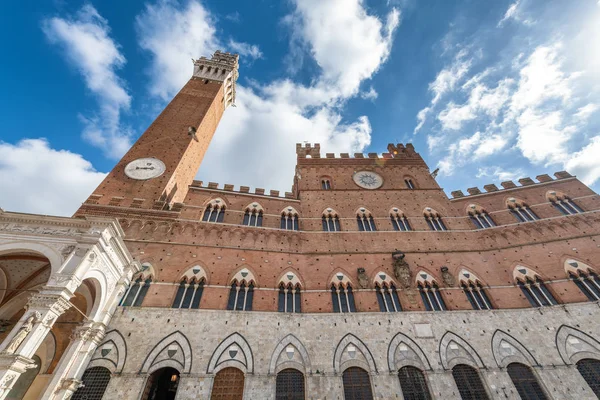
<box><xmin>526</xmin><ymin>283</ymin><xmax>543</xmax><ymax>307</ymax></box>
<box><xmin>336</xmin><ymin>287</ymin><xmax>342</xmax><ymax>313</ymax></box>
<box><xmin>178</xmin><ymin>283</ymin><xmax>189</xmax><ymax>308</ymax></box>
<box><xmin>233</xmin><ymin>285</ymin><xmax>240</xmax><ymax>309</ymax></box>
<box><xmin>581</xmin><ymin>278</ymin><xmax>600</xmax><ymax>300</ymax></box>
<box><xmin>130</xmin><ymin>281</ymin><xmax>143</xmax><ymax>306</ymax></box>
<box><xmin>284</xmin><ymin>286</ymin><xmax>288</xmax><ymax>312</ymax></box>
<box><xmin>344</xmin><ymin>289</ymin><xmax>350</xmax><ymax>312</ymax></box>
<box><xmin>431</xmin><ymin>287</ymin><xmax>443</xmax><ymax>310</ymax></box>
<box><xmin>535</xmin><ymin>282</ymin><xmax>553</xmax><ymax>305</ymax></box>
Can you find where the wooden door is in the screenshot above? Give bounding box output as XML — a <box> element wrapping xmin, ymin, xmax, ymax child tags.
<box><xmin>210</xmin><ymin>367</ymin><xmax>245</xmax><ymax>400</ymax></box>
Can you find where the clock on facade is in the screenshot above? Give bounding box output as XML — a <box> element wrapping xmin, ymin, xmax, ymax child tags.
<box><xmin>353</xmin><ymin>171</ymin><xmax>383</xmax><ymax>189</ymax></box>
<box><xmin>124</xmin><ymin>158</ymin><xmax>166</xmax><ymax>180</ymax></box>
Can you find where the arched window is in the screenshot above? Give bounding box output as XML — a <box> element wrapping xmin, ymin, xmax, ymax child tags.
<box><xmin>120</xmin><ymin>276</ymin><xmax>152</xmax><ymax>307</ymax></box>
<box><xmin>405</xmin><ymin>178</ymin><xmax>416</xmax><ymax>189</ymax></box>
<box><xmin>424</xmin><ymin>208</ymin><xmax>447</xmax><ymax>231</ymax></box>
<box><xmin>515</xmin><ymin>271</ymin><xmax>557</xmax><ymax>307</ymax></box>
<box><xmin>507</xmin><ymin>363</ymin><xmax>548</xmax><ymax>400</ymax></box>
<box><xmin>278</xmin><ymin>283</ymin><xmax>302</xmax><ymax>313</ymax></box>
<box><xmin>467</xmin><ymin>204</ymin><xmax>495</xmax><ymax>229</ymax></box>
<box><xmin>417</xmin><ymin>273</ymin><xmax>446</xmax><ymax>311</ymax></box>
<box><xmin>507</xmin><ymin>198</ymin><xmax>538</xmax><ymax>222</ymax></box>
<box><xmin>356</xmin><ymin>208</ymin><xmax>376</xmax><ymax>231</ymax></box>
<box><xmin>398</xmin><ymin>366</ymin><xmax>431</xmax><ymax>400</ymax></box>
<box><xmin>321</xmin><ymin>179</ymin><xmax>332</xmax><ymax>190</ymax></box>
<box><xmin>342</xmin><ymin>367</ymin><xmax>373</xmax><ymax>400</ymax></box>
<box><xmin>242</xmin><ymin>203</ymin><xmax>263</xmax><ymax>227</ymax></box>
<box><xmin>331</xmin><ymin>274</ymin><xmax>356</xmax><ymax>313</ymax></box>
<box><xmin>458</xmin><ymin>270</ymin><xmax>493</xmax><ymax>310</ymax></box>
<box><xmin>280</xmin><ymin>207</ymin><xmax>299</xmax><ymax>231</ymax></box>
<box><xmin>375</xmin><ymin>283</ymin><xmax>402</xmax><ymax>312</ymax></box>
<box><xmin>275</xmin><ymin>368</ymin><xmax>305</xmax><ymax>400</ymax></box>
<box><xmin>172</xmin><ymin>278</ymin><xmax>205</xmax><ymax>309</ymax></box>
<box><xmin>322</xmin><ymin>209</ymin><xmax>341</xmax><ymax>232</ymax></box>
<box><xmin>211</xmin><ymin>367</ymin><xmax>244</xmax><ymax>399</ymax></box>
<box><xmin>227</xmin><ymin>280</ymin><xmax>254</xmax><ymax>311</ymax></box>
<box><xmin>548</xmin><ymin>191</ymin><xmax>584</xmax><ymax>215</ymax></box>
<box><xmin>72</xmin><ymin>367</ymin><xmax>111</xmax><ymax>400</ymax></box>
<box><xmin>452</xmin><ymin>364</ymin><xmax>489</xmax><ymax>400</ymax></box>
<box><xmin>203</xmin><ymin>199</ymin><xmax>226</xmax><ymax>223</ymax></box>
<box><xmin>576</xmin><ymin>358</ymin><xmax>600</xmax><ymax>397</ymax></box>
<box><xmin>390</xmin><ymin>208</ymin><xmax>411</xmax><ymax>231</ymax></box>
<box><xmin>565</xmin><ymin>260</ymin><xmax>600</xmax><ymax>301</ymax></box>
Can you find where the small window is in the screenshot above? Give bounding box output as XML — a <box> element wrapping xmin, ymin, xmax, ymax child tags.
<box><xmin>468</xmin><ymin>205</ymin><xmax>496</xmax><ymax>229</ymax></box>
<box><xmin>322</xmin><ymin>179</ymin><xmax>332</xmax><ymax>190</ymax></box>
<box><xmin>172</xmin><ymin>279</ymin><xmax>204</xmax><ymax>309</ymax></box>
<box><xmin>243</xmin><ymin>209</ymin><xmax>263</xmax><ymax>227</ymax></box>
<box><xmin>418</xmin><ymin>281</ymin><xmax>446</xmax><ymax>311</ymax></box>
<box><xmin>405</xmin><ymin>179</ymin><xmax>415</xmax><ymax>189</ymax></box>
<box><xmin>322</xmin><ymin>210</ymin><xmax>341</xmax><ymax>232</ymax></box>
<box><xmin>398</xmin><ymin>366</ymin><xmax>432</xmax><ymax>400</ymax></box>
<box><xmin>576</xmin><ymin>358</ymin><xmax>600</xmax><ymax>397</ymax></box>
<box><xmin>508</xmin><ymin>199</ymin><xmax>538</xmax><ymax>222</ymax></box>
<box><xmin>425</xmin><ymin>216</ymin><xmax>447</xmax><ymax>231</ymax></box>
<box><xmin>552</xmin><ymin>198</ymin><xmax>584</xmax><ymax>215</ymax></box>
<box><xmin>517</xmin><ymin>276</ymin><xmax>557</xmax><ymax>307</ymax></box>
<box><xmin>227</xmin><ymin>281</ymin><xmax>254</xmax><ymax>311</ymax></box>
<box><xmin>281</xmin><ymin>208</ymin><xmax>299</xmax><ymax>231</ymax></box>
<box><xmin>462</xmin><ymin>282</ymin><xmax>493</xmax><ymax>310</ymax></box>
<box><xmin>390</xmin><ymin>209</ymin><xmax>411</xmax><ymax>231</ymax></box>
<box><xmin>331</xmin><ymin>283</ymin><xmax>356</xmax><ymax>313</ymax></box>
<box><xmin>507</xmin><ymin>363</ymin><xmax>549</xmax><ymax>400</ymax></box>
<box><xmin>202</xmin><ymin>200</ymin><xmax>225</xmax><ymax>223</ymax></box>
<box><xmin>120</xmin><ymin>277</ymin><xmax>152</xmax><ymax>307</ymax></box>
<box><xmin>375</xmin><ymin>283</ymin><xmax>402</xmax><ymax>312</ymax></box>
<box><xmin>569</xmin><ymin>270</ymin><xmax>600</xmax><ymax>301</ymax></box>
<box><xmin>357</xmin><ymin>209</ymin><xmax>376</xmax><ymax>231</ymax></box>
<box><xmin>278</xmin><ymin>283</ymin><xmax>302</xmax><ymax>313</ymax></box>
<box><xmin>452</xmin><ymin>364</ymin><xmax>490</xmax><ymax>400</ymax></box>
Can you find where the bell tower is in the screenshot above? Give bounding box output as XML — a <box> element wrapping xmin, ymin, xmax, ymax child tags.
<box><xmin>77</xmin><ymin>51</ymin><xmax>239</xmax><ymax>213</ymax></box>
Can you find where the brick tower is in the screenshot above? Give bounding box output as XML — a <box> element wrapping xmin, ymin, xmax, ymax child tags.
<box><xmin>79</xmin><ymin>51</ymin><xmax>239</xmax><ymax>213</ymax></box>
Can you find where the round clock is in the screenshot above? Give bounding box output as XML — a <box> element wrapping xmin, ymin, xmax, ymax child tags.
<box><xmin>124</xmin><ymin>158</ymin><xmax>166</xmax><ymax>180</ymax></box>
<box><xmin>353</xmin><ymin>171</ymin><xmax>383</xmax><ymax>189</ymax></box>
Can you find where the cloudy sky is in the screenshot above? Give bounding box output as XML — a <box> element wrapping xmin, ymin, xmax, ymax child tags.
<box><xmin>1</xmin><ymin>0</ymin><xmax>599</xmax><ymax>216</ymax></box>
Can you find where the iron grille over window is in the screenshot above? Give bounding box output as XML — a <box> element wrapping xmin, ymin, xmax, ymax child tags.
<box><xmin>322</xmin><ymin>215</ymin><xmax>341</xmax><ymax>232</ymax></box>
<box><xmin>507</xmin><ymin>363</ymin><xmax>549</xmax><ymax>400</ymax></box>
<box><xmin>405</xmin><ymin>179</ymin><xmax>415</xmax><ymax>189</ymax></box>
<box><xmin>72</xmin><ymin>367</ymin><xmax>111</xmax><ymax>400</ymax></box>
<box><xmin>398</xmin><ymin>366</ymin><xmax>432</xmax><ymax>400</ymax></box>
<box><xmin>418</xmin><ymin>282</ymin><xmax>446</xmax><ymax>311</ymax></box>
<box><xmin>331</xmin><ymin>284</ymin><xmax>356</xmax><ymax>313</ymax></box>
<box><xmin>227</xmin><ymin>281</ymin><xmax>254</xmax><ymax>311</ymax></box>
<box><xmin>376</xmin><ymin>283</ymin><xmax>402</xmax><ymax>312</ymax></box>
<box><xmin>322</xmin><ymin>180</ymin><xmax>332</xmax><ymax>190</ymax></box>
<box><xmin>357</xmin><ymin>214</ymin><xmax>376</xmax><ymax>231</ymax></box>
<box><xmin>210</xmin><ymin>367</ymin><xmax>245</xmax><ymax>400</ymax></box>
<box><xmin>172</xmin><ymin>279</ymin><xmax>204</xmax><ymax>309</ymax></box>
<box><xmin>551</xmin><ymin>198</ymin><xmax>584</xmax><ymax>215</ymax></box>
<box><xmin>276</xmin><ymin>369</ymin><xmax>305</xmax><ymax>400</ymax></box>
<box><xmin>342</xmin><ymin>367</ymin><xmax>374</xmax><ymax>400</ymax></box>
<box><xmin>518</xmin><ymin>277</ymin><xmax>557</xmax><ymax>307</ymax></box>
<box><xmin>426</xmin><ymin>216</ymin><xmax>447</xmax><ymax>231</ymax></box>
<box><xmin>391</xmin><ymin>214</ymin><xmax>411</xmax><ymax>231</ymax></box>
<box><xmin>120</xmin><ymin>277</ymin><xmax>151</xmax><ymax>307</ymax></box>
<box><xmin>203</xmin><ymin>204</ymin><xmax>225</xmax><ymax>222</ymax></box>
<box><xmin>576</xmin><ymin>359</ymin><xmax>600</xmax><ymax>397</ymax></box>
<box><xmin>280</xmin><ymin>213</ymin><xmax>299</xmax><ymax>230</ymax></box>
<box><xmin>510</xmin><ymin>206</ymin><xmax>538</xmax><ymax>222</ymax></box>
<box><xmin>451</xmin><ymin>364</ymin><xmax>490</xmax><ymax>400</ymax></box>
<box><xmin>570</xmin><ymin>271</ymin><xmax>600</xmax><ymax>301</ymax></box>
<box><xmin>470</xmin><ymin>212</ymin><xmax>496</xmax><ymax>229</ymax></box>
<box><xmin>278</xmin><ymin>283</ymin><xmax>301</xmax><ymax>313</ymax></box>
<box><xmin>242</xmin><ymin>210</ymin><xmax>263</xmax><ymax>227</ymax></box>
<box><xmin>462</xmin><ymin>282</ymin><xmax>493</xmax><ymax>310</ymax></box>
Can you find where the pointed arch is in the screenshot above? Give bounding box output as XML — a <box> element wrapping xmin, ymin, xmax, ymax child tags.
<box><xmin>563</xmin><ymin>259</ymin><xmax>596</xmax><ymax>276</ymax></box>
<box><xmin>230</xmin><ymin>265</ymin><xmax>257</xmax><ymax>285</ymax></box>
<box><xmin>179</xmin><ymin>264</ymin><xmax>208</xmax><ymax>283</ymax></box>
<box><xmin>457</xmin><ymin>269</ymin><xmax>485</xmax><ymax>285</ymax></box>
<box><xmin>140</xmin><ymin>331</ymin><xmax>192</xmax><ymax>374</ymax></box>
<box><xmin>244</xmin><ymin>201</ymin><xmax>264</xmax><ymax>212</ymax></box>
<box><xmin>329</xmin><ymin>270</ymin><xmax>354</xmax><ymax>288</ymax></box>
<box><xmin>276</xmin><ymin>269</ymin><xmax>303</xmax><ymax>288</ymax></box>
<box><xmin>439</xmin><ymin>331</ymin><xmax>485</xmax><ymax>370</ymax></box>
<box><xmin>512</xmin><ymin>265</ymin><xmax>541</xmax><ymax>281</ymax></box>
<box><xmin>207</xmin><ymin>332</ymin><xmax>254</xmax><ymax>374</ymax></box>
<box><xmin>134</xmin><ymin>262</ymin><xmax>156</xmax><ymax>281</ymax></box>
<box><xmin>373</xmin><ymin>271</ymin><xmax>396</xmax><ymax>286</ymax></box>
<box><xmin>556</xmin><ymin>325</ymin><xmax>600</xmax><ymax>365</ymax></box>
<box><xmin>333</xmin><ymin>333</ymin><xmax>378</xmax><ymax>374</ymax></box>
<box><xmin>491</xmin><ymin>330</ymin><xmax>539</xmax><ymax>368</ymax></box>
<box><xmin>268</xmin><ymin>334</ymin><xmax>311</xmax><ymax>374</ymax></box>
<box><xmin>388</xmin><ymin>332</ymin><xmax>431</xmax><ymax>372</ymax></box>
<box><xmin>89</xmin><ymin>330</ymin><xmax>127</xmax><ymax>373</ymax></box>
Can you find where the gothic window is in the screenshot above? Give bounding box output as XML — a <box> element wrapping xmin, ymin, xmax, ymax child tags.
<box><xmin>278</xmin><ymin>283</ymin><xmax>302</xmax><ymax>313</ymax></box>
<box><xmin>172</xmin><ymin>278</ymin><xmax>205</xmax><ymax>309</ymax></box>
<box><xmin>242</xmin><ymin>203</ymin><xmax>263</xmax><ymax>227</ymax></box>
<box><xmin>321</xmin><ymin>179</ymin><xmax>332</xmax><ymax>190</ymax></box>
<box><xmin>342</xmin><ymin>367</ymin><xmax>374</xmax><ymax>400</ymax></box>
<box><xmin>120</xmin><ymin>276</ymin><xmax>152</xmax><ymax>307</ymax></box>
<box><xmin>275</xmin><ymin>368</ymin><xmax>305</xmax><ymax>400</ymax></box>
<box><xmin>424</xmin><ymin>208</ymin><xmax>447</xmax><ymax>231</ymax></box>
<box><xmin>203</xmin><ymin>199</ymin><xmax>226</xmax><ymax>223</ymax></box>
<box><xmin>390</xmin><ymin>208</ymin><xmax>411</xmax><ymax>231</ymax></box>
<box><xmin>547</xmin><ymin>190</ymin><xmax>584</xmax><ymax>215</ymax></box>
<box><xmin>417</xmin><ymin>273</ymin><xmax>446</xmax><ymax>311</ymax></box>
<box><xmin>356</xmin><ymin>208</ymin><xmax>376</xmax><ymax>231</ymax></box>
<box><xmin>398</xmin><ymin>366</ymin><xmax>432</xmax><ymax>400</ymax></box>
<box><xmin>565</xmin><ymin>260</ymin><xmax>600</xmax><ymax>301</ymax></box>
<box><xmin>280</xmin><ymin>207</ymin><xmax>299</xmax><ymax>231</ymax></box>
<box><xmin>507</xmin><ymin>198</ymin><xmax>538</xmax><ymax>222</ymax></box>
<box><xmin>331</xmin><ymin>274</ymin><xmax>356</xmax><ymax>313</ymax></box>
<box><xmin>322</xmin><ymin>209</ymin><xmax>341</xmax><ymax>232</ymax></box>
<box><xmin>451</xmin><ymin>364</ymin><xmax>490</xmax><ymax>400</ymax></box>
<box><xmin>576</xmin><ymin>358</ymin><xmax>600</xmax><ymax>397</ymax></box>
<box><xmin>375</xmin><ymin>283</ymin><xmax>402</xmax><ymax>312</ymax></box>
<box><xmin>458</xmin><ymin>271</ymin><xmax>493</xmax><ymax>310</ymax></box>
<box><xmin>467</xmin><ymin>205</ymin><xmax>496</xmax><ymax>229</ymax></box>
<box><xmin>515</xmin><ymin>271</ymin><xmax>557</xmax><ymax>308</ymax></box>
<box><xmin>210</xmin><ymin>367</ymin><xmax>245</xmax><ymax>399</ymax></box>
<box><xmin>506</xmin><ymin>363</ymin><xmax>549</xmax><ymax>400</ymax></box>
<box><xmin>405</xmin><ymin>178</ymin><xmax>416</xmax><ymax>189</ymax></box>
<box><xmin>227</xmin><ymin>281</ymin><xmax>254</xmax><ymax>311</ymax></box>
<box><xmin>72</xmin><ymin>367</ymin><xmax>111</xmax><ymax>400</ymax></box>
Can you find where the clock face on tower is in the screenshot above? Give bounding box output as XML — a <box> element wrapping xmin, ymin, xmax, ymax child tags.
<box><xmin>124</xmin><ymin>158</ymin><xmax>166</xmax><ymax>180</ymax></box>
<box><xmin>353</xmin><ymin>171</ymin><xmax>383</xmax><ymax>189</ymax></box>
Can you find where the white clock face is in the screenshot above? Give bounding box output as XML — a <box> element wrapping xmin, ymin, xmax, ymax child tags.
<box><xmin>124</xmin><ymin>158</ymin><xmax>166</xmax><ymax>180</ymax></box>
<box><xmin>353</xmin><ymin>171</ymin><xmax>383</xmax><ymax>189</ymax></box>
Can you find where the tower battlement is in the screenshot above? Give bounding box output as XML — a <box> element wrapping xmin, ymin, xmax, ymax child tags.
<box><xmin>193</xmin><ymin>51</ymin><xmax>239</xmax><ymax>107</ymax></box>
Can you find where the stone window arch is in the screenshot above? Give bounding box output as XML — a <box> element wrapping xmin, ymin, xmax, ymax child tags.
<box><xmin>507</xmin><ymin>363</ymin><xmax>549</xmax><ymax>399</ymax></box>
<box><xmin>416</xmin><ymin>271</ymin><xmax>446</xmax><ymax>311</ymax></box>
<box><xmin>555</xmin><ymin>325</ymin><xmax>600</xmax><ymax>365</ymax></box>
<box><xmin>452</xmin><ymin>364</ymin><xmax>490</xmax><ymax>400</ymax></box>
<box><xmin>491</xmin><ymin>330</ymin><xmax>539</xmax><ymax>369</ymax></box>
<box><xmin>268</xmin><ymin>334</ymin><xmax>311</xmax><ymax>375</ymax></box>
<box><xmin>331</xmin><ymin>272</ymin><xmax>356</xmax><ymax>313</ymax></box>
<box><xmin>513</xmin><ymin>266</ymin><xmax>557</xmax><ymax>307</ymax></box>
<box><xmin>280</xmin><ymin>206</ymin><xmax>299</xmax><ymax>231</ymax></box>
<box><xmin>564</xmin><ymin>259</ymin><xmax>600</xmax><ymax>301</ymax></box>
<box><xmin>423</xmin><ymin>207</ymin><xmax>447</xmax><ymax>231</ymax></box>
<box><xmin>398</xmin><ymin>366</ymin><xmax>431</xmax><ymax>400</ymax></box>
<box><xmin>458</xmin><ymin>269</ymin><xmax>493</xmax><ymax>310</ymax></box>
<box><xmin>507</xmin><ymin>197</ymin><xmax>538</xmax><ymax>222</ymax></box>
<box><xmin>242</xmin><ymin>202</ymin><xmax>263</xmax><ymax>227</ymax></box>
<box><xmin>356</xmin><ymin>207</ymin><xmax>376</xmax><ymax>231</ymax></box>
<box><xmin>278</xmin><ymin>271</ymin><xmax>302</xmax><ymax>313</ymax></box>
<box><xmin>227</xmin><ymin>268</ymin><xmax>256</xmax><ymax>311</ymax></box>
<box><xmin>120</xmin><ymin>263</ymin><xmax>154</xmax><ymax>307</ymax></box>
<box><xmin>322</xmin><ymin>208</ymin><xmax>341</xmax><ymax>232</ymax></box>
<box><xmin>467</xmin><ymin>204</ymin><xmax>496</xmax><ymax>229</ymax></box>
<box><xmin>547</xmin><ymin>190</ymin><xmax>584</xmax><ymax>215</ymax></box>
<box><xmin>373</xmin><ymin>272</ymin><xmax>402</xmax><ymax>312</ymax></box>
<box><xmin>390</xmin><ymin>207</ymin><xmax>411</xmax><ymax>231</ymax></box>
<box><xmin>202</xmin><ymin>198</ymin><xmax>226</xmax><ymax>223</ymax></box>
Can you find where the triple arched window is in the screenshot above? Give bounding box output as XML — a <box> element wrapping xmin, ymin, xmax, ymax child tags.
<box><xmin>321</xmin><ymin>179</ymin><xmax>332</xmax><ymax>190</ymax></box>
<box><xmin>507</xmin><ymin>198</ymin><xmax>539</xmax><ymax>222</ymax></box>
<box><xmin>331</xmin><ymin>274</ymin><xmax>356</xmax><ymax>313</ymax></box>
<box><xmin>278</xmin><ymin>283</ymin><xmax>302</xmax><ymax>313</ymax></box>
<box><xmin>375</xmin><ymin>282</ymin><xmax>402</xmax><ymax>312</ymax></box>
<box><xmin>467</xmin><ymin>204</ymin><xmax>496</xmax><ymax>229</ymax></box>
<box><xmin>390</xmin><ymin>208</ymin><xmax>411</xmax><ymax>231</ymax></box>
<box><xmin>120</xmin><ymin>276</ymin><xmax>152</xmax><ymax>307</ymax></box>
<box><xmin>424</xmin><ymin>208</ymin><xmax>447</xmax><ymax>231</ymax></box>
<box><xmin>280</xmin><ymin>207</ymin><xmax>299</xmax><ymax>230</ymax></box>
<box><xmin>514</xmin><ymin>268</ymin><xmax>557</xmax><ymax>307</ymax></box>
<box><xmin>172</xmin><ymin>278</ymin><xmax>204</xmax><ymax>309</ymax></box>
<box><xmin>322</xmin><ymin>209</ymin><xmax>341</xmax><ymax>232</ymax></box>
<box><xmin>548</xmin><ymin>190</ymin><xmax>584</xmax><ymax>215</ymax></box>
<box><xmin>227</xmin><ymin>280</ymin><xmax>254</xmax><ymax>311</ymax></box>
<box><xmin>242</xmin><ymin>203</ymin><xmax>263</xmax><ymax>227</ymax></box>
<box><xmin>565</xmin><ymin>260</ymin><xmax>600</xmax><ymax>301</ymax></box>
<box><xmin>356</xmin><ymin>208</ymin><xmax>376</xmax><ymax>231</ymax></box>
<box><xmin>417</xmin><ymin>273</ymin><xmax>446</xmax><ymax>311</ymax></box>
<box><xmin>458</xmin><ymin>270</ymin><xmax>493</xmax><ymax>310</ymax></box>
<box><xmin>202</xmin><ymin>199</ymin><xmax>226</xmax><ymax>223</ymax></box>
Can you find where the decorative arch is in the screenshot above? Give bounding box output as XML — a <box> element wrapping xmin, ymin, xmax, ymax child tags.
<box><xmin>423</xmin><ymin>207</ymin><xmax>442</xmax><ymax>218</ymax></box>
<box><xmin>89</xmin><ymin>330</ymin><xmax>127</xmax><ymax>373</ymax></box>
<box><xmin>268</xmin><ymin>334</ymin><xmax>311</xmax><ymax>374</ymax></box>
<box><xmin>373</xmin><ymin>271</ymin><xmax>396</xmax><ymax>287</ymax></box>
<box><xmin>506</xmin><ymin>197</ymin><xmax>529</xmax><ymax>208</ymax></box>
<box><xmin>78</xmin><ymin>275</ymin><xmax>106</xmax><ymax>321</ymax></box>
<box><xmin>387</xmin><ymin>332</ymin><xmax>431</xmax><ymax>372</ymax></box>
<box><xmin>491</xmin><ymin>330</ymin><xmax>539</xmax><ymax>368</ymax></box>
<box><xmin>203</xmin><ymin>197</ymin><xmax>228</xmax><ymax>208</ymax></box>
<box><xmin>439</xmin><ymin>331</ymin><xmax>485</xmax><ymax>370</ymax></box>
<box><xmin>179</xmin><ymin>264</ymin><xmax>208</xmax><ymax>283</ymax></box>
<box><xmin>277</xmin><ymin>270</ymin><xmax>303</xmax><ymax>288</ymax></box>
<box><xmin>512</xmin><ymin>265</ymin><xmax>541</xmax><ymax>282</ymax></box>
<box><xmin>556</xmin><ymin>325</ymin><xmax>600</xmax><ymax>365</ymax></box>
<box><xmin>140</xmin><ymin>331</ymin><xmax>192</xmax><ymax>374</ymax></box>
<box><xmin>322</xmin><ymin>207</ymin><xmax>340</xmax><ymax>217</ymax></box>
<box><xmin>564</xmin><ymin>259</ymin><xmax>596</xmax><ymax>276</ymax></box>
<box><xmin>389</xmin><ymin>207</ymin><xmax>406</xmax><ymax>217</ymax></box>
<box><xmin>415</xmin><ymin>270</ymin><xmax>439</xmax><ymax>285</ymax></box>
<box><xmin>207</xmin><ymin>332</ymin><xmax>254</xmax><ymax>374</ymax></box>
<box><xmin>134</xmin><ymin>262</ymin><xmax>156</xmax><ymax>281</ymax></box>
<box><xmin>457</xmin><ymin>269</ymin><xmax>485</xmax><ymax>285</ymax></box>
<box><xmin>355</xmin><ymin>207</ymin><xmax>373</xmax><ymax>216</ymax></box>
<box><xmin>244</xmin><ymin>202</ymin><xmax>264</xmax><ymax>213</ymax></box>
<box><xmin>333</xmin><ymin>333</ymin><xmax>378</xmax><ymax>374</ymax></box>
<box><xmin>466</xmin><ymin>203</ymin><xmax>487</xmax><ymax>215</ymax></box>
<box><xmin>330</xmin><ymin>270</ymin><xmax>354</xmax><ymax>288</ymax></box>
<box><xmin>281</xmin><ymin>206</ymin><xmax>299</xmax><ymax>216</ymax></box>
<box><xmin>0</xmin><ymin>242</ymin><xmax>62</xmax><ymax>275</ymax></box>
<box><xmin>230</xmin><ymin>266</ymin><xmax>257</xmax><ymax>285</ymax></box>
<box><xmin>546</xmin><ymin>190</ymin><xmax>569</xmax><ymax>202</ymax></box>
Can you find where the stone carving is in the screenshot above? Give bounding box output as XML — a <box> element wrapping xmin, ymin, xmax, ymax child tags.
<box><xmin>357</xmin><ymin>268</ymin><xmax>369</xmax><ymax>289</ymax></box>
<box><xmin>0</xmin><ymin>373</ymin><xmax>17</xmax><ymax>389</ymax></box>
<box><xmin>2</xmin><ymin>313</ymin><xmax>38</xmax><ymax>354</ymax></box>
<box><xmin>61</xmin><ymin>245</ymin><xmax>76</xmax><ymax>259</ymax></box>
<box><xmin>392</xmin><ymin>251</ymin><xmax>412</xmax><ymax>288</ymax></box>
<box><xmin>0</xmin><ymin>223</ymin><xmax>81</xmax><ymax>236</ymax></box>
<box><xmin>441</xmin><ymin>266</ymin><xmax>456</xmax><ymax>287</ymax></box>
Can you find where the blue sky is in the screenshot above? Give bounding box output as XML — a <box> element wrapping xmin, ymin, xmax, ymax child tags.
<box><xmin>1</xmin><ymin>0</ymin><xmax>599</xmax><ymax>216</ymax></box>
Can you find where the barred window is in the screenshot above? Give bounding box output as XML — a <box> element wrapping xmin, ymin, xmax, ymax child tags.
<box><xmin>202</xmin><ymin>201</ymin><xmax>226</xmax><ymax>223</ymax></box>
<box><xmin>172</xmin><ymin>278</ymin><xmax>204</xmax><ymax>309</ymax></box>
<box><xmin>507</xmin><ymin>363</ymin><xmax>549</xmax><ymax>400</ymax></box>
<box><xmin>120</xmin><ymin>277</ymin><xmax>152</xmax><ymax>307</ymax></box>
<box><xmin>342</xmin><ymin>367</ymin><xmax>373</xmax><ymax>400</ymax></box>
<box><xmin>398</xmin><ymin>366</ymin><xmax>432</xmax><ymax>400</ymax></box>
<box><xmin>280</xmin><ymin>207</ymin><xmax>299</xmax><ymax>230</ymax></box>
<box><xmin>278</xmin><ymin>283</ymin><xmax>302</xmax><ymax>313</ymax></box>
<box><xmin>468</xmin><ymin>205</ymin><xmax>496</xmax><ymax>229</ymax></box>
<box><xmin>452</xmin><ymin>364</ymin><xmax>490</xmax><ymax>400</ymax></box>
<box><xmin>375</xmin><ymin>283</ymin><xmax>402</xmax><ymax>312</ymax></box>
<box><xmin>227</xmin><ymin>281</ymin><xmax>254</xmax><ymax>311</ymax></box>
<box><xmin>322</xmin><ymin>209</ymin><xmax>341</xmax><ymax>232</ymax></box>
<box><xmin>276</xmin><ymin>368</ymin><xmax>305</xmax><ymax>400</ymax></box>
<box><xmin>72</xmin><ymin>367</ymin><xmax>112</xmax><ymax>400</ymax></box>
<box><xmin>418</xmin><ymin>280</ymin><xmax>446</xmax><ymax>311</ymax></box>
<box><xmin>461</xmin><ymin>282</ymin><xmax>493</xmax><ymax>310</ymax></box>
<box><xmin>331</xmin><ymin>283</ymin><xmax>356</xmax><ymax>313</ymax></box>
<box><xmin>576</xmin><ymin>358</ymin><xmax>600</xmax><ymax>397</ymax></box>
<box><xmin>357</xmin><ymin>208</ymin><xmax>376</xmax><ymax>231</ymax></box>
<box><xmin>517</xmin><ymin>277</ymin><xmax>557</xmax><ymax>307</ymax></box>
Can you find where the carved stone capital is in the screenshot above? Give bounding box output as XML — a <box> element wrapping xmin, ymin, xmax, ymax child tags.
<box><xmin>26</xmin><ymin>294</ymin><xmax>71</xmax><ymax>316</ymax></box>
<box><xmin>47</xmin><ymin>274</ymin><xmax>82</xmax><ymax>294</ymax></box>
<box><xmin>70</xmin><ymin>324</ymin><xmax>106</xmax><ymax>344</ymax></box>
<box><xmin>56</xmin><ymin>377</ymin><xmax>84</xmax><ymax>398</ymax></box>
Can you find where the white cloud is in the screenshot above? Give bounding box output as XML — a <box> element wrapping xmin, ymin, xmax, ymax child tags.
<box><xmin>565</xmin><ymin>136</ymin><xmax>600</xmax><ymax>185</ymax></box>
<box><xmin>0</xmin><ymin>139</ymin><xmax>106</xmax><ymax>216</ymax></box>
<box><xmin>498</xmin><ymin>0</ymin><xmax>520</xmax><ymax>26</ymax></box>
<box><xmin>437</xmin><ymin>131</ymin><xmax>509</xmax><ymax>175</ymax></box>
<box><xmin>42</xmin><ymin>4</ymin><xmax>132</xmax><ymax>158</ymax></box>
<box><xmin>476</xmin><ymin>166</ymin><xmax>524</xmax><ymax>182</ymax></box>
<box><xmin>574</xmin><ymin>103</ymin><xmax>599</xmax><ymax>120</ymax></box>
<box><xmin>360</xmin><ymin>86</ymin><xmax>378</xmax><ymax>101</ymax></box>
<box><xmin>228</xmin><ymin>40</ymin><xmax>263</xmax><ymax>61</ymax></box>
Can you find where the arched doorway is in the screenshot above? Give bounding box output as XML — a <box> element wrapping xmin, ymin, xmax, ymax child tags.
<box><xmin>275</xmin><ymin>368</ymin><xmax>305</xmax><ymax>400</ymax></box>
<box><xmin>71</xmin><ymin>366</ymin><xmax>111</xmax><ymax>400</ymax></box>
<box><xmin>141</xmin><ymin>367</ymin><xmax>180</xmax><ymax>400</ymax></box>
<box><xmin>506</xmin><ymin>363</ymin><xmax>548</xmax><ymax>400</ymax></box>
<box><xmin>342</xmin><ymin>367</ymin><xmax>373</xmax><ymax>400</ymax></box>
<box><xmin>210</xmin><ymin>367</ymin><xmax>245</xmax><ymax>400</ymax></box>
